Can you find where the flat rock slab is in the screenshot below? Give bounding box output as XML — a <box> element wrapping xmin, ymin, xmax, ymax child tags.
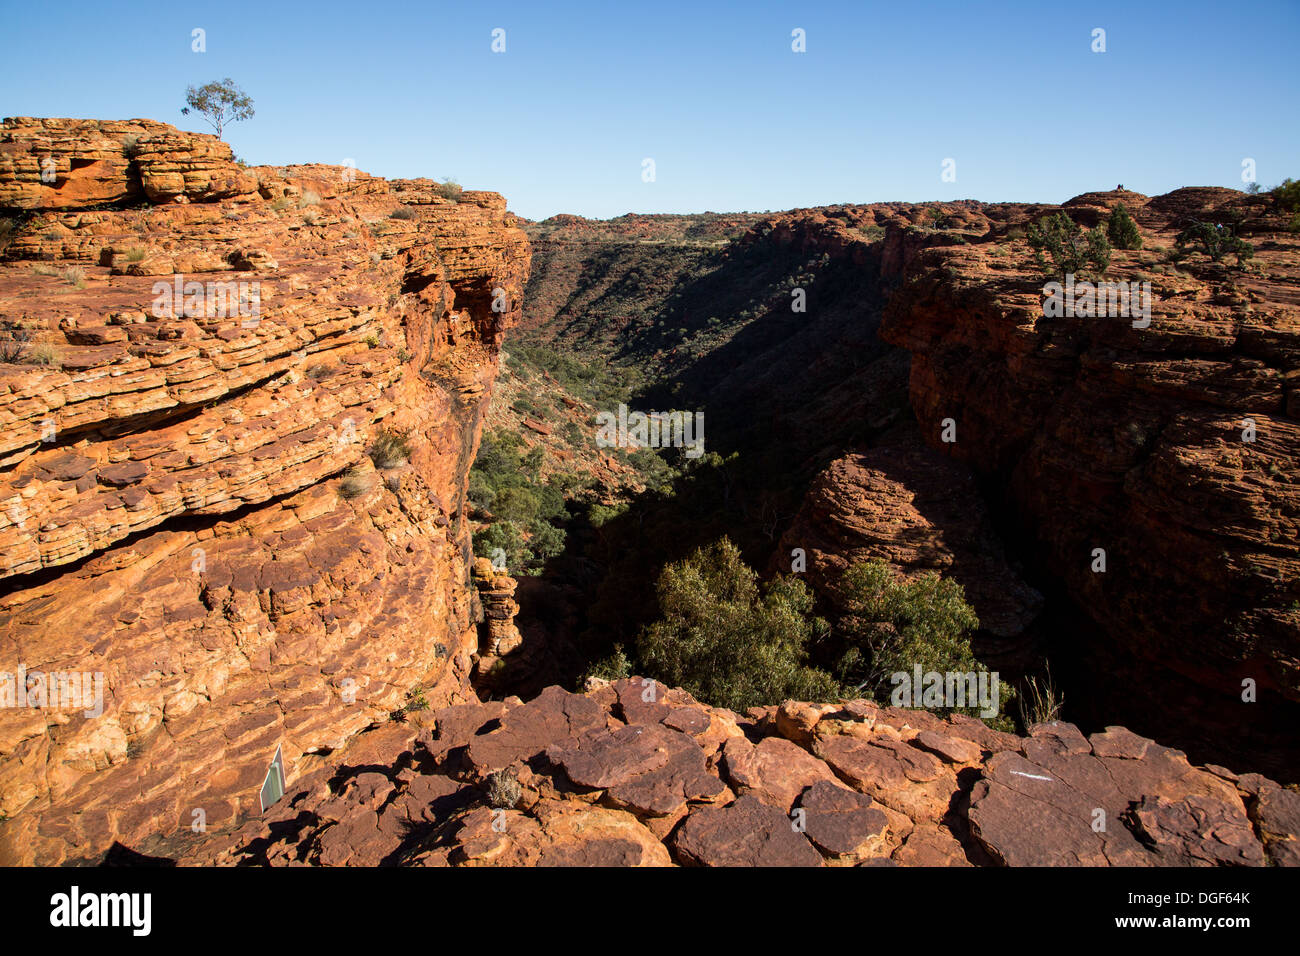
<box><xmin>722</xmin><ymin>735</ymin><xmax>841</xmax><ymax>811</ymax></box>
<box><xmin>969</xmin><ymin>723</ymin><xmax>1265</xmax><ymax>867</ymax></box>
<box><xmin>796</xmin><ymin>780</ymin><xmax>888</xmax><ymax>860</ymax></box>
<box><xmin>674</xmin><ymin>795</ymin><xmax>823</xmax><ymax>867</ymax></box>
<box><xmin>466</xmin><ymin>687</ymin><xmax>606</xmax><ymax>775</ymax></box>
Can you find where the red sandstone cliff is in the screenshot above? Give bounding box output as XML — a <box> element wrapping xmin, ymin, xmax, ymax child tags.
<box><xmin>874</xmin><ymin>188</ymin><xmax>1299</xmax><ymax>775</ymax></box>
<box><xmin>0</xmin><ymin>118</ymin><xmax>529</xmax><ymax>864</ymax></box>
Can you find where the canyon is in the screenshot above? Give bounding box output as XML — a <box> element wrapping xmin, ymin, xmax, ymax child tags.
<box><xmin>0</xmin><ymin>118</ymin><xmax>1296</xmax><ymax>867</ymax></box>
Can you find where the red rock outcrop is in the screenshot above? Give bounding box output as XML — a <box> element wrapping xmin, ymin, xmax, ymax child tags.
<box><xmin>877</xmin><ymin>187</ymin><xmax>1299</xmax><ymax>778</ymax></box>
<box><xmin>0</xmin><ymin>118</ymin><xmax>529</xmax><ymax>864</ymax></box>
<box><xmin>141</xmin><ymin>679</ymin><xmax>1297</xmax><ymax>867</ymax></box>
<box><xmin>776</xmin><ymin>432</ymin><xmax>1044</xmax><ymax>653</ymax></box>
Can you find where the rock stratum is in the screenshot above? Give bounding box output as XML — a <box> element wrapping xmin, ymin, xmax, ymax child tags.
<box><xmin>1</xmin><ymin>119</ymin><xmax>1296</xmax><ymax>868</ymax></box>
<box><xmin>0</xmin><ymin>118</ymin><xmax>529</xmax><ymax>864</ymax></box>
<box><xmin>148</xmin><ymin>679</ymin><xmax>1299</xmax><ymax>867</ymax></box>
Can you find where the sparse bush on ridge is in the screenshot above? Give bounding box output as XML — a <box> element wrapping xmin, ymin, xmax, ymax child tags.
<box><xmin>435</xmin><ymin>178</ymin><xmax>462</xmax><ymax>202</ymax></box>
<box><xmin>1175</xmin><ymin>220</ymin><xmax>1253</xmax><ymax>265</ymax></box>
<box><xmin>389</xmin><ymin>206</ymin><xmax>417</xmax><ymax>220</ymax></box>
<box><xmin>1026</xmin><ymin>212</ymin><xmax>1111</xmax><ymax>279</ymax></box>
<box><xmin>1105</xmin><ymin>202</ymin><xmax>1143</xmax><ymax>250</ymax></box>
<box><xmin>181</xmin><ymin>78</ymin><xmax>254</xmax><ymax>139</ymax></box>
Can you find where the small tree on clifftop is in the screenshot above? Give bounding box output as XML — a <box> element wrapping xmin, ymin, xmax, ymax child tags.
<box><xmin>1026</xmin><ymin>212</ymin><xmax>1111</xmax><ymax>279</ymax></box>
<box><xmin>1105</xmin><ymin>202</ymin><xmax>1143</xmax><ymax>250</ymax></box>
<box><xmin>182</xmin><ymin>79</ymin><xmax>254</xmax><ymax>139</ymax></box>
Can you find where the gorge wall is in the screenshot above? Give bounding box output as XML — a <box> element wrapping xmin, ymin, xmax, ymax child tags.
<box><xmin>877</xmin><ymin>188</ymin><xmax>1299</xmax><ymax>780</ymax></box>
<box><xmin>0</xmin><ymin>118</ymin><xmax>529</xmax><ymax>864</ymax></box>
<box><xmin>1</xmin><ymin>119</ymin><xmax>1295</xmax><ymax>867</ymax></box>
<box><xmin>508</xmin><ymin>196</ymin><xmax>1298</xmax><ymax>782</ymax></box>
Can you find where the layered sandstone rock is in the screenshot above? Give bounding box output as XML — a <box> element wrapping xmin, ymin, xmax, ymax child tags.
<box><xmin>777</xmin><ymin>435</ymin><xmax>1044</xmax><ymax>648</ymax></box>
<box><xmin>144</xmin><ymin>679</ymin><xmax>1296</xmax><ymax>867</ymax></box>
<box><xmin>0</xmin><ymin>118</ymin><xmax>529</xmax><ymax>864</ymax></box>
<box><xmin>877</xmin><ymin>187</ymin><xmax>1299</xmax><ymax>778</ymax></box>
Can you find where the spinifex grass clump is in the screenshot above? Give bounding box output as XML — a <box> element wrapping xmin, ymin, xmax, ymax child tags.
<box><xmin>485</xmin><ymin>769</ymin><xmax>521</xmax><ymax>809</ymax></box>
<box><xmin>369</xmin><ymin>428</ymin><xmax>411</xmax><ymax>469</ymax></box>
<box><xmin>338</xmin><ymin>465</ymin><xmax>372</xmax><ymax>499</ymax></box>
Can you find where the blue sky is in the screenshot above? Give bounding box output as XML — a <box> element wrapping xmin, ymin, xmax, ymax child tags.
<box><xmin>2</xmin><ymin>0</ymin><xmax>1297</xmax><ymax>220</ymax></box>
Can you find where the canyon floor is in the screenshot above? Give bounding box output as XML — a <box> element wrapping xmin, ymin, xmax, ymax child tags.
<box><xmin>0</xmin><ymin>117</ymin><xmax>1297</xmax><ymax>867</ymax></box>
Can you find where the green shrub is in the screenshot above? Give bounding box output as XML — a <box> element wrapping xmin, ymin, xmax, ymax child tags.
<box><xmin>1270</xmin><ymin>177</ymin><xmax>1300</xmax><ymax>212</ymax></box>
<box><xmin>1026</xmin><ymin>212</ymin><xmax>1111</xmax><ymax>278</ymax></box>
<box><xmin>831</xmin><ymin>561</ymin><xmax>979</xmax><ymax>700</ymax></box>
<box><xmin>582</xmin><ymin>644</ymin><xmax>633</xmax><ymax>683</ymax></box>
<box><xmin>636</xmin><ymin>538</ymin><xmax>840</xmax><ymax>712</ymax></box>
<box><xmin>389</xmin><ymin>206</ymin><xmax>417</xmax><ymax>220</ymax></box>
<box><xmin>369</xmin><ymin>428</ymin><xmax>411</xmax><ymax>469</ymax></box>
<box><xmin>1105</xmin><ymin>202</ymin><xmax>1143</xmax><ymax>250</ymax></box>
<box><xmin>1175</xmin><ymin>220</ymin><xmax>1253</xmax><ymax>265</ymax></box>
<box><xmin>926</xmin><ymin>207</ymin><xmax>952</xmax><ymax>230</ymax></box>
<box><xmin>470</xmin><ymin>428</ymin><xmax>570</xmax><ymax>572</ymax></box>
<box><xmin>435</xmin><ymin>179</ymin><xmax>462</xmax><ymax>202</ymax></box>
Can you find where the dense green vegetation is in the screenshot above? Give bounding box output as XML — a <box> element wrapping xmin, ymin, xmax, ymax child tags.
<box><xmin>468</xmin><ymin>429</ymin><xmax>576</xmax><ymax>573</ymax></box>
<box><xmin>632</xmin><ymin>538</ymin><xmax>839</xmax><ymax>712</ymax></box>
<box><xmin>588</xmin><ymin>537</ymin><xmax>1010</xmax><ymax>724</ymax></box>
<box><xmin>833</xmin><ymin>561</ymin><xmax>981</xmax><ymax>700</ymax></box>
<box><xmin>504</xmin><ymin>341</ymin><xmax>640</xmax><ymax>409</ymax></box>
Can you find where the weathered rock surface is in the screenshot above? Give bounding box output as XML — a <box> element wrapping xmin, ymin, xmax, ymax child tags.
<box><xmin>876</xmin><ymin>187</ymin><xmax>1299</xmax><ymax>777</ymax></box>
<box><xmin>125</xmin><ymin>680</ymin><xmax>1295</xmax><ymax>867</ymax></box>
<box><xmin>777</xmin><ymin>437</ymin><xmax>1044</xmax><ymax>646</ymax></box>
<box><xmin>0</xmin><ymin>118</ymin><xmax>529</xmax><ymax>864</ymax></box>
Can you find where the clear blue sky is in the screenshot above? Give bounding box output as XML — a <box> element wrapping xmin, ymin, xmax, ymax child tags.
<box><xmin>3</xmin><ymin>0</ymin><xmax>1297</xmax><ymax>220</ymax></box>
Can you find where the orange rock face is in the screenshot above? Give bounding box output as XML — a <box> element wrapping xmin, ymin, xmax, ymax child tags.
<box><xmin>878</xmin><ymin>187</ymin><xmax>1299</xmax><ymax>777</ymax></box>
<box><xmin>0</xmin><ymin>118</ymin><xmax>529</xmax><ymax>864</ymax></box>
